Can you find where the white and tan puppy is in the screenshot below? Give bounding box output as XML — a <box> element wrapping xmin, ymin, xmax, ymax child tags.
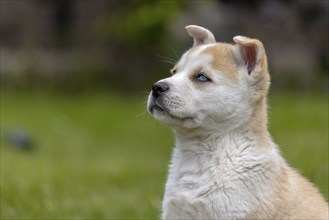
<box><xmin>147</xmin><ymin>25</ymin><xmax>328</xmax><ymax>219</ymax></box>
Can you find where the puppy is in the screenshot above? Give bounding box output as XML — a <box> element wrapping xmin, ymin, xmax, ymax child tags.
<box><xmin>147</xmin><ymin>25</ymin><xmax>328</xmax><ymax>219</ymax></box>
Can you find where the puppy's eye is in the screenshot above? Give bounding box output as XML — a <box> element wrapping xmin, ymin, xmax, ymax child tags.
<box><xmin>171</xmin><ymin>68</ymin><xmax>177</xmax><ymax>75</ymax></box>
<box><xmin>195</xmin><ymin>73</ymin><xmax>210</xmax><ymax>82</ymax></box>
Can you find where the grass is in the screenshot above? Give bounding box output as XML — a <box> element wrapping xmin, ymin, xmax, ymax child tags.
<box><xmin>1</xmin><ymin>91</ymin><xmax>328</xmax><ymax>219</ymax></box>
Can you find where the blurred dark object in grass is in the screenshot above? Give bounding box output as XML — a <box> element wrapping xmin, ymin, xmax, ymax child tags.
<box><xmin>8</xmin><ymin>129</ymin><xmax>33</xmax><ymax>151</ymax></box>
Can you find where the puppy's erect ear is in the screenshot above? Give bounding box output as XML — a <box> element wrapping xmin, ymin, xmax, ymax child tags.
<box><xmin>186</xmin><ymin>25</ymin><xmax>216</xmax><ymax>47</ymax></box>
<box><xmin>233</xmin><ymin>36</ymin><xmax>267</xmax><ymax>75</ymax></box>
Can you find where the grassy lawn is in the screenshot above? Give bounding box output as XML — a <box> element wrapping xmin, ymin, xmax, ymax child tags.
<box><xmin>1</xmin><ymin>91</ymin><xmax>328</xmax><ymax>219</ymax></box>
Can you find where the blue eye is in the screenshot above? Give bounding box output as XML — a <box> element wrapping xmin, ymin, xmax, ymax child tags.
<box><xmin>196</xmin><ymin>73</ymin><xmax>210</xmax><ymax>82</ymax></box>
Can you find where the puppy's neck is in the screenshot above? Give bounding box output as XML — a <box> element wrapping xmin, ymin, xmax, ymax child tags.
<box><xmin>249</xmin><ymin>96</ymin><xmax>272</xmax><ymax>149</ymax></box>
<box><xmin>174</xmin><ymin>96</ymin><xmax>272</xmax><ymax>152</ymax></box>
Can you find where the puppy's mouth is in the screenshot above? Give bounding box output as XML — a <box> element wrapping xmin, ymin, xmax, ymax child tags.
<box><xmin>149</xmin><ymin>99</ymin><xmax>171</xmax><ymax>116</ymax></box>
<box><xmin>149</xmin><ymin>98</ymin><xmax>193</xmax><ymax>121</ymax></box>
<box><xmin>150</xmin><ymin>103</ymin><xmax>165</xmax><ymax>114</ymax></box>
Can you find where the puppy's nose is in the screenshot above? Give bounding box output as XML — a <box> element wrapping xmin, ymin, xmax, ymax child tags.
<box><xmin>152</xmin><ymin>81</ymin><xmax>169</xmax><ymax>97</ymax></box>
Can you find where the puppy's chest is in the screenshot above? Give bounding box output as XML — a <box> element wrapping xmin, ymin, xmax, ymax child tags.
<box><xmin>168</xmin><ymin>149</ymin><xmax>254</xmax><ymax>196</ymax></box>
<box><xmin>164</xmin><ymin>146</ymin><xmax>276</xmax><ymax>217</ymax></box>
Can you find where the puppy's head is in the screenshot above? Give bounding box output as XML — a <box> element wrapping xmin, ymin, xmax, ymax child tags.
<box><xmin>148</xmin><ymin>25</ymin><xmax>270</xmax><ymax>133</ymax></box>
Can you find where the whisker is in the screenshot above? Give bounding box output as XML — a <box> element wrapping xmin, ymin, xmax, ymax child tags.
<box><xmin>167</xmin><ymin>43</ymin><xmax>179</xmax><ymax>60</ymax></box>
<box><xmin>134</xmin><ymin>110</ymin><xmax>149</xmax><ymax>119</ymax></box>
<box><xmin>159</xmin><ymin>60</ymin><xmax>176</xmax><ymax>65</ymax></box>
<box><xmin>156</xmin><ymin>55</ymin><xmax>177</xmax><ymax>63</ymax></box>
<box><xmin>134</xmin><ymin>95</ymin><xmax>150</xmax><ymax>118</ymax></box>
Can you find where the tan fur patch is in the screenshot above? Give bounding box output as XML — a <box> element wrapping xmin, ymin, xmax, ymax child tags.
<box><xmin>202</xmin><ymin>44</ymin><xmax>239</xmax><ymax>82</ymax></box>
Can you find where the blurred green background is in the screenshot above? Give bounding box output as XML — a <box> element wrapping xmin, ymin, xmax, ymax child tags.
<box><xmin>1</xmin><ymin>0</ymin><xmax>328</xmax><ymax>219</ymax></box>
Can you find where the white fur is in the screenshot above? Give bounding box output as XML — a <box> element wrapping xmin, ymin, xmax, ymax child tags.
<box><xmin>163</xmin><ymin>133</ymin><xmax>284</xmax><ymax>219</ymax></box>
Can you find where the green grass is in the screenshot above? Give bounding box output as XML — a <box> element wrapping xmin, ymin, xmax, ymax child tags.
<box><xmin>269</xmin><ymin>93</ymin><xmax>328</xmax><ymax>199</ymax></box>
<box><xmin>1</xmin><ymin>92</ymin><xmax>328</xmax><ymax>219</ymax></box>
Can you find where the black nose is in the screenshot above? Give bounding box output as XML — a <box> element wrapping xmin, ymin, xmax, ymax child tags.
<box><xmin>152</xmin><ymin>81</ymin><xmax>169</xmax><ymax>97</ymax></box>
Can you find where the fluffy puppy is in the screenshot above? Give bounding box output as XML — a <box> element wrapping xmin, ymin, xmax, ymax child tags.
<box><xmin>147</xmin><ymin>25</ymin><xmax>328</xmax><ymax>219</ymax></box>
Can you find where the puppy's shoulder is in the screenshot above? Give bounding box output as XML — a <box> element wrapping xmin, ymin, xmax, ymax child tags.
<box><xmin>284</xmin><ymin>167</ymin><xmax>329</xmax><ymax>219</ymax></box>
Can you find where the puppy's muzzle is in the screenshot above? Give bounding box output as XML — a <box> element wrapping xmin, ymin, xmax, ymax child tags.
<box><xmin>149</xmin><ymin>81</ymin><xmax>170</xmax><ymax>113</ymax></box>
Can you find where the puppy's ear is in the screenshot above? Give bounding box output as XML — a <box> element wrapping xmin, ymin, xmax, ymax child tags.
<box><xmin>186</xmin><ymin>25</ymin><xmax>216</xmax><ymax>47</ymax></box>
<box><xmin>233</xmin><ymin>36</ymin><xmax>267</xmax><ymax>75</ymax></box>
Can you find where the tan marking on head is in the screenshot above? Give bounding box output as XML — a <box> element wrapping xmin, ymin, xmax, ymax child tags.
<box><xmin>187</xmin><ymin>46</ymin><xmax>201</xmax><ymax>53</ymax></box>
<box><xmin>202</xmin><ymin>43</ymin><xmax>239</xmax><ymax>82</ymax></box>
